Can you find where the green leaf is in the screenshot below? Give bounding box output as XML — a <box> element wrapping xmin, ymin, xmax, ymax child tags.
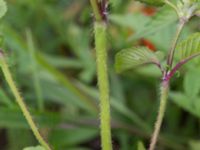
<box><xmin>66</xmin><ymin>148</ymin><xmax>90</xmax><ymax>150</ymax></box>
<box><xmin>189</xmin><ymin>140</ymin><xmax>200</xmax><ymax>150</ymax></box>
<box><xmin>146</xmin><ymin>23</ymin><xmax>178</xmax><ymax>52</ymax></box>
<box><xmin>184</xmin><ymin>69</ymin><xmax>200</xmax><ymax>98</ymax></box>
<box><xmin>77</xmin><ymin>82</ymin><xmax>150</xmax><ymax>131</ymax></box>
<box><xmin>0</xmin><ymin>88</ymin><xmax>14</xmax><ymax>107</ymax></box>
<box><xmin>137</xmin><ymin>141</ymin><xmax>146</xmax><ymax>150</ymax></box>
<box><xmin>49</xmin><ymin>128</ymin><xmax>98</xmax><ymax>148</ymax></box>
<box><xmin>176</xmin><ymin>33</ymin><xmax>200</xmax><ymax>61</ymax></box>
<box><xmin>36</xmin><ymin>53</ymin><xmax>97</xmax><ymax>113</ymax></box>
<box><xmin>0</xmin><ymin>0</ymin><xmax>7</xmax><ymax>18</ymax></box>
<box><xmin>170</xmin><ymin>92</ymin><xmax>200</xmax><ymax>118</ymax></box>
<box><xmin>136</xmin><ymin>0</ymin><xmax>164</xmax><ymax>6</ymax></box>
<box><xmin>130</xmin><ymin>6</ymin><xmax>178</xmax><ymax>40</ymax></box>
<box><xmin>109</xmin><ymin>13</ymin><xmax>150</xmax><ymax>31</ymax></box>
<box><xmin>0</xmin><ymin>35</ymin><xmax>3</xmax><ymax>46</ymax></box>
<box><xmin>8</xmin><ymin>129</ymin><xmax>34</xmax><ymax>150</ymax></box>
<box><xmin>23</xmin><ymin>146</ymin><xmax>45</xmax><ymax>150</ymax></box>
<box><xmin>0</xmin><ymin>107</ymin><xmax>61</xmax><ymax>129</ymax></box>
<box><xmin>115</xmin><ymin>47</ymin><xmax>161</xmax><ymax>73</ymax></box>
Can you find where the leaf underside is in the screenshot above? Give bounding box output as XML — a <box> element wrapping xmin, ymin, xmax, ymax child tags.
<box><xmin>115</xmin><ymin>47</ymin><xmax>160</xmax><ymax>73</ymax></box>
<box><xmin>176</xmin><ymin>33</ymin><xmax>200</xmax><ymax>61</ymax></box>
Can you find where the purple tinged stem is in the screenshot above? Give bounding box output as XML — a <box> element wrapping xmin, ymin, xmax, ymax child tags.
<box><xmin>100</xmin><ymin>0</ymin><xmax>108</xmax><ymax>21</ymax></box>
<box><xmin>165</xmin><ymin>52</ymin><xmax>200</xmax><ymax>81</ymax></box>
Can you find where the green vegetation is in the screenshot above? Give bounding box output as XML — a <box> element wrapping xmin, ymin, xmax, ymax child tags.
<box><xmin>0</xmin><ymin>0</ymin><xmax>200</xmax><ymax>150</ymax></box>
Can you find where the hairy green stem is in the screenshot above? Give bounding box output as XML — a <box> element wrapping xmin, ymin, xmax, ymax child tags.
<box><xmin>90</xmin><ymin>0</ymin><xmax>112</xmax><ymax>149</ymax></box>
<box><xmin>167</xmin><ymin>20</ymin><xmax>185</xmax><ymax>67</ymax></box>
<box><xmin>149</xmin><ymin>81</ymin><xmax>169</xmax><ymax>150</ymax></box>
<box><xmin>0</xmin><ymin>54</ymin><xmax>51</xmax><ymax>150</ymax></box>
<box><xmin>149</xmin><ymin>17</ymin><xmax>186</xmax><ymax>150</ymax></box>
<box><xmin>95</xmin><ymin>22</ymin><xmax>113</xmax><ymax>150</ymax></box>
<box><xmin>90</xmin><ymin>0</ymin><xmax>102</xmax><ymax>21</ymax></box>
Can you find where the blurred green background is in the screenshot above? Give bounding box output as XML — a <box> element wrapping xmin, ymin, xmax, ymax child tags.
<box><xmin>0</xmin><ymin>0</ymin><xmax>200</xmax><ymax>150</ymax></box>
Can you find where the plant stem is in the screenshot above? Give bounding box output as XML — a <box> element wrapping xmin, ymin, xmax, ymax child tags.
<box><xmin>149</xmin><ymin>18</ymin><xmax>186</xmax><ymax>150</ymax></box>
<box><xmin>164</xmin><ymin>0</ymin><xmax>179</xmax><ymax>16</ymax></box>
<box><xmin>90</xmin><ymin>1</ymin><xmax>112</xmax><ymax>149</ymax></box>
<box><xmin>167</xmin><ymin>20</ymin><xmax>185</xmax><ymax>68</ymax></box>
<box><xmin>149</xmin><ymin>81</ymin><xmax>169</xmax><ymax>150</ymax></box>
<box><xmin>90</xmin><ymin>0</ymin><xmax>102</xmax><ymax>21</ymax></box>
<box><xmin>95</xmin><ymin>22</ymin><xmax>113</xmax><ymax>150</ymax></box>
<box><xmin>0</xmin><ymin>53</ymin><xmax>51</xmax><ymax>150</ymax></box>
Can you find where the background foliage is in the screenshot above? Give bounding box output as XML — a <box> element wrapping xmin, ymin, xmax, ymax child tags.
<box><xmin>0</xmin><ymin>0</ymin><xmax>200</xmax><ymax>150</ymax></box>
